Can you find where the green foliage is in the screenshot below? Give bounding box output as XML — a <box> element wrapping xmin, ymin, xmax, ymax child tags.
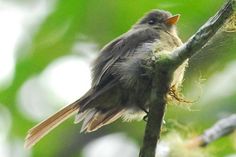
<box><xmin>0</xmin><ymin>0</ymin><xmax>235</xmax><ymax>157</ymax></box>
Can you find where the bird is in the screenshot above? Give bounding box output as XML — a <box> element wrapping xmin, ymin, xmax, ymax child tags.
<box><xmin>24</xmin><ymin>9</ymin><xmax>187</xmax><ymax>149</ymax></box>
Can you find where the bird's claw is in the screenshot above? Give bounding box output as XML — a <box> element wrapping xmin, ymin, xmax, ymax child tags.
<box><xmin>143</xmin><ymin>114</ymin><xmax>148</xmax><ymax>122</ymax></box>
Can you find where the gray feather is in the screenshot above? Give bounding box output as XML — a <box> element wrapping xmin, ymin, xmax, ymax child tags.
<box><xmin>91</xmin><ymin>27</ymin><xmax>160</xmax><ymax>87</ymax></box>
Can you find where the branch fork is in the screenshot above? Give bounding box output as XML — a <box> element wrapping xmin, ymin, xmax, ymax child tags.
<box><xmin>139</xmin><ymin>1</ymin><xmax>236</xmax><ymax>157</ymax></box>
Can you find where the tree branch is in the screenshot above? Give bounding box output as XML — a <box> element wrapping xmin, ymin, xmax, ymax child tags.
<box><xmin>187</xmin><ymin>114</ymin><xmax>236</xmax><ymax>148</ymax></box>
<box><xmin>139</xmin><ymin>1</ymin><xmax>236</xmax><ymax>157</ymax></box>
<box><xmin>171</xmin><ymin>0</ymin><xmax>236</xmax><ymax>68</ymax></box>
<box><xmin>139</xmin><ymin>68</ymin><xmax>171</xmax><ymax>157</ymax></box>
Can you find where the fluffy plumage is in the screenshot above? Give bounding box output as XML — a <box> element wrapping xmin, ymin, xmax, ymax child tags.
<box><xmin>25</xmin><ymin>9</ymin><xmax>187</xmax><ymax>149</ymax></box>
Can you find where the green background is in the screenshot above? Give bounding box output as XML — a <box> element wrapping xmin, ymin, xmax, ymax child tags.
<box><xmin>0</xmin><ymin>0</ymin><xmax>235</xmax><ymax>156</ymax></box>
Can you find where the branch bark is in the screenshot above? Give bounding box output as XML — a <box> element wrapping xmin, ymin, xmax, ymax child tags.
<box><xmin>139</xmin><ymin>67</ymin><xmax>171</xmax><ymax>157</ymax></box>
<box><xmin>139</xmin><ymin>1</ymin><xmax>236</xmax><ymax>157</ymax></box>
<box><xmin>171</xmin><ymin>0</ymin><xmax>236</xmax><ymax>68</ymax></box>
<box><xmin>187</xmin><ymin>114</ymin><xmax>236</xmax><ymax>148</ymax></box>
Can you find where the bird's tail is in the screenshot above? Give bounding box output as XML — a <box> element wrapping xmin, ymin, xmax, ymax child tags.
<box><xmin>24</xmin><ymin>101</ymin><xmax>80</xmax><ymax>149</ymax></box>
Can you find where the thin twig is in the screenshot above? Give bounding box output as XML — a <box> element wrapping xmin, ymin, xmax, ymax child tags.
<box><xmin>187</xmin><ymin>114</ymin><xmax>236</xmax><ymax>148</ymax></box>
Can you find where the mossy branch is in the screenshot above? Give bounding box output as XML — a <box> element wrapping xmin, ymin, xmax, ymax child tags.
<box><xmin>139</xmin><ymin>0</ymin><xmax>236</xmax><ymax>157</ymax></box>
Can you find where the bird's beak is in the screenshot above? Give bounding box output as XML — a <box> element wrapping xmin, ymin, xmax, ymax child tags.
<box><xmin>165</xmin><ymin>14</ymin><xmax>180</xmax><ymax>25</ymax></box>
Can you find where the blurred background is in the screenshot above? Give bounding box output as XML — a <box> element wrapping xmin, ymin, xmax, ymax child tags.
<box><xmin>0</xmin><ymin>0</ymin><xmax>236</xmax><ymax>156</ymax></box>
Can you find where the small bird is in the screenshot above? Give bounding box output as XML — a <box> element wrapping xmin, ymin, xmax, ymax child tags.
<box><xmin>25</xmin><ymin>9</ymin><xmax>187</xmax><ymax>148</ymax></box>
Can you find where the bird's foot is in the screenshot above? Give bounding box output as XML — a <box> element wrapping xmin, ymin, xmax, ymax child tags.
<box><xmin>143</xmin><ymin>114</ymin><xmax>148</xmax><ymax>122</ymax></box>
<box><xmin>137</xmin><ymin>105</ymin><xmax>149</xmax><ymax>122</ymax></box>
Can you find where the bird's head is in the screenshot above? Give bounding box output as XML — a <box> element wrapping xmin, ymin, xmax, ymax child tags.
<box><xmin>133</xmin><ymin>9</ymin><xmax>180</xmax><ymax>34</ymax></box>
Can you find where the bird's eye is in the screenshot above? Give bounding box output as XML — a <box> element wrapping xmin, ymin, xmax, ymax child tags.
<box><xmin>148</xmin><ymin>19</ymin><xmax>156</xmax><ymax>25</ymax></box>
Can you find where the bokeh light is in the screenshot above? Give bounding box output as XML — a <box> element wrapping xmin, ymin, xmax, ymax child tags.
<box><xmin>0</xmin><ymin>0</ymin><xmax>235</xmax><ymax>156</ymax></box>
<box><xmin>82</xmin><ymin>133</ymin><xmax>139</xmax><ymax>157</ymax></box>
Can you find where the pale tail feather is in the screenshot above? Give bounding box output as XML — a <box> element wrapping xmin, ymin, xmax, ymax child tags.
<box><xmin>80</xmin><ymin>109</ymin><xmax>97</xmax><ymax>132</ymax></box>
<box><xmin>74</xmin><ymin>110</ymin><xmax>89</xmax><ymax>124</ymax></box>
<box><xmin>24</xmin><ymin>102</ymin><xmax>79</xmax><ymax>149</ymax></box>
<box><xmin>86</xmin><ymin>109</ymin><xmax>124</xmax><ymax>132</ymax></box>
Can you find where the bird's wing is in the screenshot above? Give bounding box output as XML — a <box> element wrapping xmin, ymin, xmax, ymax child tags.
<box><xmin>91</xmin><ymin>28</ymin><xmax>160</xmax><ymax>88</ymax></box>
